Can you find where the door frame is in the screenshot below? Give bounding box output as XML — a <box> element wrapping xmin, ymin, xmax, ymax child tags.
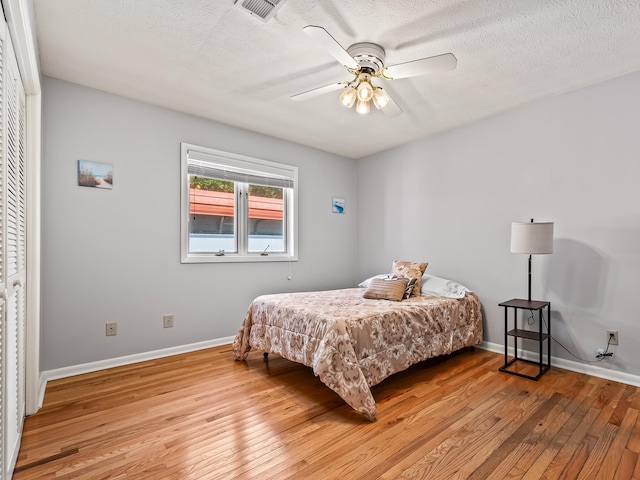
<box><xmin>2</xmin><ymin>0</ymin><xmax>42</xmax><ymax>415</ymax></box>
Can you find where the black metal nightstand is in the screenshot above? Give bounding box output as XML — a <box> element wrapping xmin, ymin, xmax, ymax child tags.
<box><xmin>499</xmin><ymin>298</ymin><xmax>551</xmax><ymax>380</ymax></box>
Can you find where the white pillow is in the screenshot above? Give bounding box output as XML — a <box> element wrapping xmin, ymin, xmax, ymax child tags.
<box><xmin>421</xmin><ymin>274</ymin><xmax>472</xmax><ymax>298</ymax></box>
<box><xmin>358</xmin><ymin>274</ymin><xmax>392</xmax><ymax>288</ymax></box>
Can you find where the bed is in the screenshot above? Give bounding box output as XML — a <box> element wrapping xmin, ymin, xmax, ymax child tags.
<box><xmin>232</xmin><ymin>280</ymin><xmax>483</xmax><ymax>421</ymax></box>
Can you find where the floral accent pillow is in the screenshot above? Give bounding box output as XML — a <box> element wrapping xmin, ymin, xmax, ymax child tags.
<box><xmin>391</xmin><ymin>260</ymin><xmax>428</xmax><ymax>297</ymax></box>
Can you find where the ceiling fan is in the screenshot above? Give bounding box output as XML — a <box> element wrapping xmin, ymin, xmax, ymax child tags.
<box><xmin>291</xmin><ymin>25</ymin><xmax>457</xmax><ymax>116</ymax></box>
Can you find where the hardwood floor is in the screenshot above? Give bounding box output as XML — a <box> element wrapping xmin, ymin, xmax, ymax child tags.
<box><xmin>14</xmin><ymin>346</ymin><xmax>640</xmax><ymax>479</ymax></box>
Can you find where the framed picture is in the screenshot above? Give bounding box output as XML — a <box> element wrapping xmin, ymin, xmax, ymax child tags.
<box><xmin>332</xmin><ymin>196</ymin><xmax>345</xmax><ymax>214</ymax></box>
<box><xmin>78</xmin><ymin>160</ymin><xmax>113</xmax><ymax>189</ymax></box>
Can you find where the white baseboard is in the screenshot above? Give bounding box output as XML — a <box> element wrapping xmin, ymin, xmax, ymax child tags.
<box><xmin>37</xmin><ymin>336</ymin><xmax>235</xmax><ymax>410</ymax></box>
<box><xmin>480</xmin><ymin>341</ymin><xmax>640</xmax><ymax>387</ymax></box>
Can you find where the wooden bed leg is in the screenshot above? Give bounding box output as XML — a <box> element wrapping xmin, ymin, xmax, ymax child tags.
<box><xmin>263</xmin><ymin>352</ymin><xmax>269</xmax><ymax>361</ymax></box>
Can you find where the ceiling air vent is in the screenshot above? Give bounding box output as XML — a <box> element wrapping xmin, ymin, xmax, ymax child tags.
<box><xmin>234</xmin><ymin>0</ymin><xmax>287</xmax><ymax>22</ymax></box>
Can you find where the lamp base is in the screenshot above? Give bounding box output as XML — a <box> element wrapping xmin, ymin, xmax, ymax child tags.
<box><xmin>528</xmin><ymin>254</ymin><xmax>532</xmax><ymax>302</ymax></box>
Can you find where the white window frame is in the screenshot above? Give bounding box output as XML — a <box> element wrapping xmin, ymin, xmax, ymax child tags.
<box><xmin>180</xmin><ymin>143</ymin><xmax>298</xmax><ymax>263</ymax></box>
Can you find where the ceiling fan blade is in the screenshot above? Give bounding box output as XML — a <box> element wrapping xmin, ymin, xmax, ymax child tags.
<box><xmin>383</xmin><ymin>53</ymin><xmax>457</xmax><ymax>80</ymax></box>
<box><xmin>291</xmin><ymin>82</ymin><xmax>345</xmax><ymax>102</ymax></box>
<box><xmin>382</xmin><ymin>93</ymin><xmax>402</xmax><ymax>117</ymax></box>
<box><xmin>303</xmin><ymin>25</ymin><xmax>359</xmax><ymax>70</ymax></box>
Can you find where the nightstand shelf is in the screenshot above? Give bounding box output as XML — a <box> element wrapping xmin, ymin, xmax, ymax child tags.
<box><xmin>499</xmin><ymin>298</ymin><xmax>551</xmax><ymax>380</ymax></box>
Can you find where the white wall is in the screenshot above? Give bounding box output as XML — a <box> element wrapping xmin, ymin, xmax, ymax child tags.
<box><xmin>357</xmin><ymin>71</ymin><xmax>640</xmax><ymax>377</ymax></box>
<box><xmin>41</xmin><ymin>77</ymin><xmax>358</xmax><ymax>371</ymax></box>
<box><xmin>42</xmin><ymin>71</ymin><xmax>640</xmax><ymax>378</ymax></box>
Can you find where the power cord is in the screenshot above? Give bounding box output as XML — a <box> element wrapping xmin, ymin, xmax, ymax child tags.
<box><xmin>525</xmin><ymin>310</ymin><xmax>614</xmax><ymax>364</ymax></box>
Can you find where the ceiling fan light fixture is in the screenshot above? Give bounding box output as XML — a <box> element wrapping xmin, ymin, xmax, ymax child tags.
<box><xmin>294</xmin><ymin>26</ymin><xmax>457</xmax><ymax>119</ymax></box>
<box><xmin>372</xmin><ymin>88</ymin><xmax>390</xmax><ymax>109</ymax></box>
<box><xmin>356</xmin><ymin>99</ymin><xmax>370</xmax><ymax>115</ymax></box>
<box><xmin>339</xmin><ymin>86</ymin><xmax>357</xmax><ymax>108</ymax></box>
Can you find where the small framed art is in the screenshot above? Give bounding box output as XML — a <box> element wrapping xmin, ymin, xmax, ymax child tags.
<box><xmin>332</xmin><ymin>197</ymin><xmax>345</xmax><ymax>214</ymax></box>
<box><xmin>78</xmin><ymin>160</ymin><xmax>113</xmax><ymax>189</ymax></box>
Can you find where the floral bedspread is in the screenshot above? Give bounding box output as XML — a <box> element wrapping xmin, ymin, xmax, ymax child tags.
<box><xmin>233</xmin><ymin>288</ymin><xmax>483</xmax><ymax>420</ymax></box>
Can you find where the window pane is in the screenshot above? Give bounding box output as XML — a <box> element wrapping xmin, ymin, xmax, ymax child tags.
<box><xmin>188</xmin><ymin>176</ymin><xmax>236</xmax><ymax>253</ymax></box>
<box><xmin>247</xmin><ymin>184</ymin><xmax>285</xmax><ymax>253</ymax></box>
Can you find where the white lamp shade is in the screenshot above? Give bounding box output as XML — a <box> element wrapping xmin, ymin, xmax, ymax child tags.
<box><xmin>510</xmin><ymin>222</ymin><xmax>554</xmax><ymax>254</ymax></box>
<box><xmin>372</xmin><ymin>88</ymin><xmax>390</xmax><ymax>109</ymax></box>
<box><xmin>339</xmin><ymin>87</ymin><xmax>357</xmax><ymax>108</ymax></box>
<box><xmin>355</xmin><ymin>99</ymin><xmax>370</xmax><ymax>114</ymax></box>
<box><xmin>356</xmin><ymin>73</ymin><xmax>373</xmax><ymax>101</ymax></box>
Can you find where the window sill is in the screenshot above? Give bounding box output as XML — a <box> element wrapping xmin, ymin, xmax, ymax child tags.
<box><xmin>181</xmin><ymin>253</ymin><xmax>298</xmax><ymax>264</ymax></box>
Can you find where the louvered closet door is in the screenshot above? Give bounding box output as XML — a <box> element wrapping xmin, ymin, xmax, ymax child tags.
<box><xmin>0</xmin><ymin>21</ymin><xmax>6</xmax><ymax>480</ymax></box>
<box><xmin>1</xmin><ymin>21</ymin><xmax>26</xmax><ymax>479</ymax></box>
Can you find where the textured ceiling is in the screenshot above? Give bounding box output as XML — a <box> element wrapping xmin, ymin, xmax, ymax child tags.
<box><xmin>33</xmin><ymin>0</ymin><xmax>640</xmax><ymax>159</ymax></box>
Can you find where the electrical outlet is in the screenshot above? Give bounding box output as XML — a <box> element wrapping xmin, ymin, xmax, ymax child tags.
<box><xmin>607</xmin><ymin>330</ymin><xmax>619</xmax><ymax>346</ymax></box>
<box><xmin>163</xmin><ymin>314</ymin><xmax>174</xmax><ymax>328</ymax></box>
<box><xmin>106</xmin><ymin>322</ymin><xmax>117</xmax><ymax>336</ymax></box>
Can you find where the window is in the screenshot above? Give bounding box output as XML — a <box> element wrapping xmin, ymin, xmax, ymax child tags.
<box><xmin>181</xmin><ymin>143</ymin><xmax>298</xmax><ymax>263</ymax></box>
